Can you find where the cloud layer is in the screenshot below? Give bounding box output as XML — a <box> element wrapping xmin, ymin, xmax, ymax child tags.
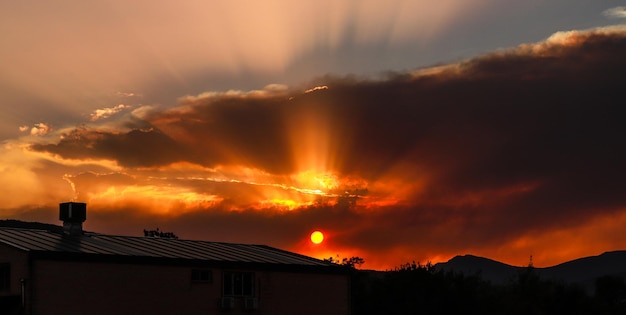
<box><xmin>3</xmin><ymin>26</ymin><xmax>626</xmax><ymax>269</ymax></box>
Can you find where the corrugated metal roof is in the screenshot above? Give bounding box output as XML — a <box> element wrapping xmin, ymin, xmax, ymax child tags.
<box><xmin>0</xmin><ymin>227</ymin><xmax>331</xmax><ymax>267</ymax></box>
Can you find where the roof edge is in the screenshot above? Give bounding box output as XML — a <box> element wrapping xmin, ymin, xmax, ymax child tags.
<box><xmin>28</xmin><ymin>250</ymin><xmax>350</xmax><ymax>274</ymax></box>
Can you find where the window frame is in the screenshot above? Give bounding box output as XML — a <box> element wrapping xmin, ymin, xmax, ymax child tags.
<box><xmin>222</xmin><ymin>271</ymin><xmax>255</xmax><ymax>297</ymax></box>
<box><xmin>191</xmin><ymin>269</ymin><xmax>213</xmax><ymax>283</ymax></box>
<box><xmin>0</xmin><ymin>263</ymin><xmax>9</xmax><ymax>292</ymax></box>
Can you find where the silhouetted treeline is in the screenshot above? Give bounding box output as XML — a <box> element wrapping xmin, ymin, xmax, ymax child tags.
<box><xmin>351</xmin><ymin>263</ymin><xmax>626</xmax><ymax>315</ymax></box>
<box><xmin>324</xmin><ymin>255</ymin><xmax>365</xmax><ymax>269</ymax></box>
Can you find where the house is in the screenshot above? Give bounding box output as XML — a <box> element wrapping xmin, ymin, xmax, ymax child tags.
<box><xmin>0</xmin><ymin>202</ymin><xmax>350</xmax><ymax>315</ymax></box>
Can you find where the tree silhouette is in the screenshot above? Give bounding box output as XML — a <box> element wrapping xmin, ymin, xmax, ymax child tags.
<box><xmin>349</xmin><ymin>259</ymin><xmax>600</xmax><ymax>315</ymax></box>
<box><xmin>594</xmin><ymin>275</ymin><xmax>626</xmax><ymax>313</ymax></box>
<box><xmin>342</xmin><ymin>256</ymin><xmax>365</xmax><ymax>269</ymax></box>
<box><xmin>324</xmin><ymin>255</ymin><xmax>365</xmax><ymax>269</ymax></box>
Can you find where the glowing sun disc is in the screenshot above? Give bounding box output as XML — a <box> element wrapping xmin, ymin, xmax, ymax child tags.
<box><xmin>310</xmin><ymin>230</ymin><xmax>324</xmax><ymax>244</ymax></box>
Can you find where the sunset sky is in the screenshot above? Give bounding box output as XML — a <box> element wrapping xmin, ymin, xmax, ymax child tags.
<box><xmin>2</xmin><ymin>1</ymin><xmax>626</xmax><ymax>270</ymax></box>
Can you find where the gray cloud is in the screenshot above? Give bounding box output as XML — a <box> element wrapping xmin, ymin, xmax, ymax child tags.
<box><xmin>604</xmin><ymin>7</ymin><xmax>626</xmax><ymax>19</ymax></box>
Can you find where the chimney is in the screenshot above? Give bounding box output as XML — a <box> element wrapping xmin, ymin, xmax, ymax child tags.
<box><xmin>59</xmin><ymin>202</ymin><xmax>87</xmax><ymax>236</ymax></box>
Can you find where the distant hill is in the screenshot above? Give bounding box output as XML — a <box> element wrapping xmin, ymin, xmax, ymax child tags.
<box><xmin>0</xmin><ymin>219</ymin><xmax>63</xmax><ymax>233</ymax></box>
<box><xmin>539</xmin><ymin>251</ymin><xmax>626</xmax><ymax>291</ymax></box>
<box><xmin>435</xmin><ymin>251</ymin><xmax>626</xmax><ymax>292</ymax></box>
<box><xmin>434</xmin><ymin>254</ymin><xmax>522</xmax><ymax>285</ymax></box>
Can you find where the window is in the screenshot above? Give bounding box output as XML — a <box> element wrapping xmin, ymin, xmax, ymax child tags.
<box><xmin>0</xmin><ymin>263</ymin><xmax>9</xmax><ymax>292</ymax></box>
<box><xmin>191</xmin><ymin>269</ymin><xmax>212</xmax><ymax>283</ymax></box>
<box><xmin>222</xmin><ymin>271</ymin><xmax>255</xmax><ymax>297</ymax></box>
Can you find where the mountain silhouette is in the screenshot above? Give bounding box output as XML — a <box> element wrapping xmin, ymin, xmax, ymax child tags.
<box><xmin>435</xmin><ymin>251</ymin><xmax>626</xmax><ymax>292</ymax></box>
<box><xmin>434</xmin><ymin>254</ymin><xmax>520</xmax><ymax>284</ymax></box>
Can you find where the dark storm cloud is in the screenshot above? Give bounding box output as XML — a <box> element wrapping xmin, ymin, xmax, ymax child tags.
<box><xmin>29</xmin><ymin>28</ymin><xmax>626</xmax><ymax>264</ymax></box>
<box><xmin>152</xmin><ymin>92</ymin><xmax>296</xmax><ymax>173</ymax></box>
<box><xmin>32</xmin><ymin>126</ymin><xmax>191</xmax><ymax>168</ymax></box>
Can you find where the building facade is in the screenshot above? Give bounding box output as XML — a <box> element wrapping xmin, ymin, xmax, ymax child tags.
<box><xmin>0</xmin><ymin>203</ymin><xmax>350</xmax><ymax>315</ymax></box>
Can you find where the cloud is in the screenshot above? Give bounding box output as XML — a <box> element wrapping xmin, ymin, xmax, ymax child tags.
<box><xmin>0</xmin><ymin>144</ymin><xmax>48</xmax><ymax>209</ymax></box>
<box><xmin>17</xmin><ymin>26</ymin><xmax>626</xmax><ymax>269</ymax></box>
<box><xmin>113</xmin><ymin>91</ymin><xmax>142</xmax><ymax>98</ymax></box>
<box><xmin>304</xmin><ymin>85</ymin><xmax>329</xmax><ymax>94</ymax></box>
<box><xmin>27</xmin><ymin>123</ymin><xmax>52</xmax><ymax>136</ymax></box>
<box><xmin>603</xmin><ymin>7</ymin><xmax>626</xmax><ymax>19</ymax></box>
<box><xmin>90</xmin><ymin>104</ymin><xmax>131</xmax><ymax>122</ymax></box>
<box><xmin>32</xmin><ymin>127</ymin><xmax>188</xmax><ymax>168</ymax></box>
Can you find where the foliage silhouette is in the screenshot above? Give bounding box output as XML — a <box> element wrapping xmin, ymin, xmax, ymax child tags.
<box><xmin>594</xmin><ymin>275</ymin><xmax>626</xmax><ymax>314</ymax></box>
<box><xmin>324</xmin><ymin>255</ymin><xmax>365</xmax><ymax>269</ymax></box>
<box><xmin>347</xmin><ymin>259</ymin><xmax>626</xmax><ymax>315</ymax></box>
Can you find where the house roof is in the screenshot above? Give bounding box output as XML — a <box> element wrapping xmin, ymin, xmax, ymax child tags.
<box><xmin>0</xmin><ymin>227</ymin><xmax>339</xmax><ymax>272</ymax></box>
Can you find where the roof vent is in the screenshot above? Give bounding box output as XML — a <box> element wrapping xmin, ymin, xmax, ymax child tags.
<box><xmin>59</xmin><ymin>202</ymin><xmax>86</xmax><ymax>236</ymax></box>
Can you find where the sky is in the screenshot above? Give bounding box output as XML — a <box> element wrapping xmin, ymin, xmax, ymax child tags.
<box><xmin>1</xmin><ymin>1</ymin><xmax>626</xmax><ymax>270</ymax></box>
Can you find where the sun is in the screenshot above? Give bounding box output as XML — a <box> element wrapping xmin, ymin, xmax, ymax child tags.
<box><xmin>310</xmin><ymin>230</ymin><xmax>324</xmax><ymax>244</ymax></box>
